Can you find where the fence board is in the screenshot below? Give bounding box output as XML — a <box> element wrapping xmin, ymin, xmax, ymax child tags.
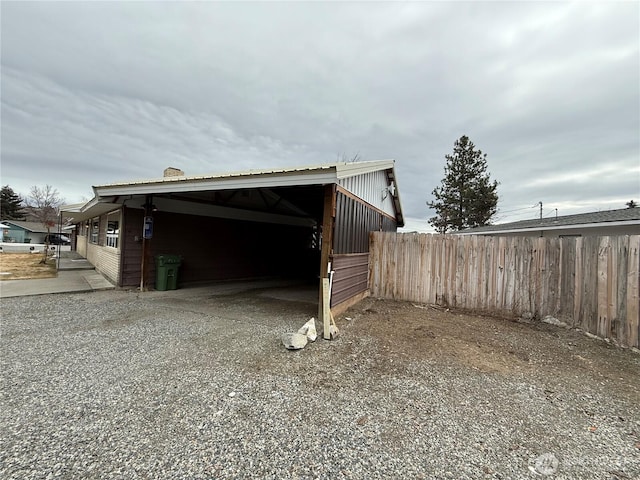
<box><xmin>558</xmin><ymin>238</ymin><xmax>576</xmax><ymax>323</ymax></box>
<box><xmin>626</xmin><ymin>235</ymin><xmax>639</xmax><ymax>347</ymax></box>
<box><xmin>369</xmin><ymin>232</ymin><xmax>640</xmax><ymax>348</ymax></box>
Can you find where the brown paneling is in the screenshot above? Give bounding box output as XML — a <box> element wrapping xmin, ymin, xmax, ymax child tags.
<box><xmin>331</xmin><ymin>253</ymin><xmax>369</xmax><ymax>307</ymax></box>
<box><xmin>119</xmin><ymin>207</ymin><xmax>318</xmax><ymax>287</ymax></box>
<box><xmin>120</xmin><ymin>207</ymin><xmax>144</xmax><ymax>287</ymax></box>
<box><xmin>330</xmin><ymin>191</ymin><xmax>396</xmax><ymax>309</ymax></box>
<box><xmin>334</xmin><ymin>191</ymin><xmax>397</xmax><ymax>254</ymax></box>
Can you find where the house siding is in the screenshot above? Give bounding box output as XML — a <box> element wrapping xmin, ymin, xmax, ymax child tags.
<box><xmin>77</xmin><ymin>212</ymin><xmax>120</xmax><ymax>285</ymax></box>
<box><xmin>338</xmin><ymin>170</ymin><xmax>396</xmax><ymax>218</ymax></box>
<box><xmin>77</xmin><ymin>235</ymin><xmax>87</xmax><ymax>257</ymax></box>
<box><xmin>86</xmin><ymin>243</ymin><xmax>120</xmax><ymax>285</ymax></box>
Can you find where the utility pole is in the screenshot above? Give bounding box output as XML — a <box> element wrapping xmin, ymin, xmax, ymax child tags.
<box><xmin>539</xmin><ymin>201</ymin><xmax>543</xmax><ymax>219</ymax></box>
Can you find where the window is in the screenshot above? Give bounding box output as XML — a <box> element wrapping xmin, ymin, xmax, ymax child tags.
<box><xmin>106</xmin><ymin>211</ymin><xmax>120</xmax><ymax>249</ymax></box>
<box><xmin>90</xmin><ymin>218</ymin><xmax>99</xmax><ymax>244</ymax></box>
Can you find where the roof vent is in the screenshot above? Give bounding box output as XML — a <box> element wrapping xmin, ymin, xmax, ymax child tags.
<box><xmin>164</xmin><ymin>167</ymin><xmax>184</xmax><ymax>177</ymax></box>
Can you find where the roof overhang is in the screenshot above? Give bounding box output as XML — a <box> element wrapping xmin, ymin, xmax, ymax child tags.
<box><xmin>456</xmin><ymin>219</ymin><xmax>640</xmax><ymax>235</ymax></box>
<box><xmin>61</xmin><ymin>199</ymin><xmax>121</xmax><ymax>223</ymax></box>
<box><xmin>383</xmin><ymin>166</ymin><xmax>404</xmax><ymax>227</ymax></box>
<box><xmin>64</xmin><ymin>160</ymin><xmax>404</xmax><ymax>226</ymax></box>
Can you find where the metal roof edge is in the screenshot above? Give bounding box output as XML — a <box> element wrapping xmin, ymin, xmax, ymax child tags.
<box><xmin>93</xmin><ymin>159</ymin><xmax>398</xmax><ymax>191</ymax></box>
<box><xmin>93</xmin><ymin>163</ymin><xmax>341</xmax><ymax>190</ymax></box>
<box><xmin>456</xmin><ymin>219</ymin><xmax>640</xmax><ymax>235</ymax></box>
<box><xmin>334</xmin><ymin>159</ymin><xmax>396</xmax><ymax>179</ymax></box>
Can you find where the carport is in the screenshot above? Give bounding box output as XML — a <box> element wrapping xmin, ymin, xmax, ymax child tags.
<box><xmin>63</xmin><ymin>161</ymin><xmax>404</xmax><ymax>338</ymax></box>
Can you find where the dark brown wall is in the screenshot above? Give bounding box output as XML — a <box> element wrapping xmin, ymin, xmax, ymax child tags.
<box><xmin>330</xmin><ymin>191</ymin><xmax>398</xmax><ymax>306</ymax></box>
<box><xmin>333</xmin><ymin>191</ymin><xmax>397</xmax><ymax>254</ymax></box>
<box><xmin>331</xmin><ymin>253</ymin><xmax>369</xmax><ymax>307</ymax></box>
<box><xmin>120</xmin><ymin>207</ymin><xmax>318</xmax><ymax>287</ymax></box>
<box><xmin>120</xmin><ymin>207</ymin><xmax>144</xmax><ymax>287</ymax></box>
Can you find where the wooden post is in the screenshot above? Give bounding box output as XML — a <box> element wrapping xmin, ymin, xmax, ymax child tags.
<box><xmin>322</xmin><ymin>278</ymin><xmax>331</xmax><ymax>340</ymax></box>
<box><xmin>140</xmin><ymin>195</ymin><xmax>153</xmax><ymax>291</ymax></box>
<box><xmin>319</xmin><ymin>184</ymin><xmax>336</xmax><ymax>339</ymax></box>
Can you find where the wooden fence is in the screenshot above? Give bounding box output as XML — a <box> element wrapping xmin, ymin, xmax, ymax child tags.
<box><xmin>369</xmin><ymin>232</ymin><xmax>640</xmax><ymax>348</ymax></box>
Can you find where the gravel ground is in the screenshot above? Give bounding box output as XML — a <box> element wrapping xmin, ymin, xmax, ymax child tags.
<box><xmin>1</xmin><ymin>286</ymin><xmax>639</xmax><ymax>480</ymax></box>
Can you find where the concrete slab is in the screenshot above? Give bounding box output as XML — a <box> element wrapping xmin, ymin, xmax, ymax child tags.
<box><xmin>83</xmin><ymin>272</ymin><xmax>115</xmax><ymax>291</ymax></box>
<box><xmin>0</xmin><ymin>269</ymin><xmax>114</xmax><ymax>298</ymax></box>
<box><xmin>57</xmin><ymin>257</ymin><xmax>94</xmax><ymax>271</ymax></box>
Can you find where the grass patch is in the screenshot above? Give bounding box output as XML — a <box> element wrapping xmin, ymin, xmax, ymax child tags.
<box><xmin>0</xmin><ymin>253</ymin><xmax>57</xmax><ymax>280</ymax></box>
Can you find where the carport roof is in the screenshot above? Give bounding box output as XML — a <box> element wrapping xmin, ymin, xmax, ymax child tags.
<box><xmin>91</xmin><ymin>160</ymin><xmax>397</xmax><ymax>195</ymax></box>
<box><xmin>63</xmin><ymin>160</ymin><xmax>404</xmax><ymax>224</ymax></box>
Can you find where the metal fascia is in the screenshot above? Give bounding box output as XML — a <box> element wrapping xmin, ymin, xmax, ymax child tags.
<box><xmin>94</xmin><ymin>171</ymin><xmax>338</xmax><ymax>196</ymax></box>
<box><xmin>335</xmin><ymin>159</ymin><xmax>396</xmax><ymax>180</ymax></box>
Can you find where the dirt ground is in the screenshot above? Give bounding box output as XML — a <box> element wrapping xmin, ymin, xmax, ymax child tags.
<box><xmin>0</xmin><ymin>253</ymin><xmax>56</xmax><ymax>280</ymax></box>
<box><xmin>341</xmin><ymin>298</ymin><xmax>639</xmax><ymax>402</ymax></box>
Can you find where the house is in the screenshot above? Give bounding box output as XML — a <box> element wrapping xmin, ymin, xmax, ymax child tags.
<box><xmin>457</xmin><ymin>208</ymin><xmax>640</xmax><ymax>237</ymax></box>
<box><xmin>62</xmin><ymin>161</ymin><xmax>404</xmax><ymax>332</ymax></box>
<box><xmin>0</xmin><ymin>220</ymin><xmax>50</xmax><ymax>243</ymax></box>
<box><xmin>0</xmin><ymin>222</ymin><xmax>10</xmax><ymax>242</ymax></box>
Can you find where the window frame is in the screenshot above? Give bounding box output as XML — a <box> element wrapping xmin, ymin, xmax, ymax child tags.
<box><xmin>90</xmin><ymin>217</ymin><xmax>100</xmax><ymax>244</ymax></box>
<box><xmin>105</xmin><ymin>210</ymin><xmax>121</xmax><ymax>249</ymax></box>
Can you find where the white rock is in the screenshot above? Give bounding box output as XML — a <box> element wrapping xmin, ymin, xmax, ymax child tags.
<box><xmin>282</xmin><ymin>332</ymin><xmax>308</xmax><ymax>350</ymax></box>
<box><xmin>297</xmin><ymin>318</ymin><xmax>317</xmax><ymax>342</ymax></box>
<box><xmin>542</xmin><ymin>316</ymin><xmax>569</xmax><ymax>328</ymax></box>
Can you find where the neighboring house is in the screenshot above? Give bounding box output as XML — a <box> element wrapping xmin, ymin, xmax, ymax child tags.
<box><xmin>62</xmin><ymin>161</ymin><xmax>404</xmax><ymax>315</ymax></box>
<box><xmin>0</xmin><ymin>222</ymin><xmax>10</xmax><ymax>242</ymax></box>
<box><xmin>0</xmin><ymin>220</ymin><xmax>49</xmax><ymax>243</ymax></box>
<box><xmin>458</xmin><ymin>208</ymin><xmax>640</xmax><ymax>237</ymax></box>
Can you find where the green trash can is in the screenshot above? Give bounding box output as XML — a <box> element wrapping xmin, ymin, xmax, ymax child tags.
<box><xmin>155</xmin><ymin>254</ymin><xmax>182</xmax><ymax>291</ymax></box>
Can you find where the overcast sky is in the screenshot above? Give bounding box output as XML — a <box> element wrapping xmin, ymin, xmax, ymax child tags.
<box><xmin>2</xmin><ymin>1</ymin><xmax>638</xmax><ymax>231</ymax></box>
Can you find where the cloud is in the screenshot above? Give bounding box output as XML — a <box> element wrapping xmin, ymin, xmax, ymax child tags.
<box><xmin>1</xmin><ymin>1</ymin><xmax>638</xmax><ymax>219</ymax></box>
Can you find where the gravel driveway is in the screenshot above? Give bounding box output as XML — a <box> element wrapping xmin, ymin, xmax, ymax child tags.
<box><xmin>1</xmin><ymin>286</ymin><xmax>639</xmax><ymax>479</ymax></box>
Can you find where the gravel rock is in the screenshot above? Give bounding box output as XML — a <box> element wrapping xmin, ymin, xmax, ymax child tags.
<box><xmin>1</xmin><ymin>289</ymin><xmax>639</xmax><ymax>479</ymax></box>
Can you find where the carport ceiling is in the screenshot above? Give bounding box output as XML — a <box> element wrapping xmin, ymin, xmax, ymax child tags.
<box><xmin>156</xmin><ymin>185</ymin><xmax>325</xmax><ymax>220</ymax></box>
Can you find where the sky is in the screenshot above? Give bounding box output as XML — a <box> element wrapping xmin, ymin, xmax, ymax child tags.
<box><xmin>1</xmin><ymin>1</ymin><xmax>639</xmax><ymax>232</ymax></box>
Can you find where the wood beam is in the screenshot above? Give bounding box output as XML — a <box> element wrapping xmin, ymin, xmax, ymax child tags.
<box><xmin>319</xmin><ymin>184</ymin><xmax>336</xmax><ymax>339</ymax></box>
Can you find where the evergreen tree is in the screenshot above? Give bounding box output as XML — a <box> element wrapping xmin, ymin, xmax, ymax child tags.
<box><xmin>626</xmin><ymin>200</ymin><xmax>637</xmax><ymax>208</ymax></box>
<box><xmin>0</xmin><ymin>185</ymin><xmax>25</xmax><ymax>220</ymax></box>
<box><xmin>427</xmin><ymin>136</ymin><xmax>499</xmax><ymax>233</ymax></box>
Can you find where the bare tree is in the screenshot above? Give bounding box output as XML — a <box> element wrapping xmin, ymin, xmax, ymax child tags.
<box><xmin>336</xmin><ymin>152</ymin><xmax>362</xmax><ymax>163</ymax></box>
<box><xmin>25</xmin><ymin>185</ymin><xmax>64</xmax><ymax>264</ymax></box>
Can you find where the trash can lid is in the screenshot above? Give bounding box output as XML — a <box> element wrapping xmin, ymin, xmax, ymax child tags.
<box><xmin>156</xmin><ymin>254</ymin><xmax>182</xmax><ymax>264</ymax></box>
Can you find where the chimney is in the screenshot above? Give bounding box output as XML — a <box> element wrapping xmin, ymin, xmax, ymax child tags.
<box><xmin>164</xmin><ymin>167</ymin><xmax>184</xmax><ymax>177</ymax></box>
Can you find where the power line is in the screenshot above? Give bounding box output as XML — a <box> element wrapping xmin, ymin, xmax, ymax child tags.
<box><xmin>497</xmin><ymin>205</ymin><xmax>537</xmax><ymax>214</ymax></box>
